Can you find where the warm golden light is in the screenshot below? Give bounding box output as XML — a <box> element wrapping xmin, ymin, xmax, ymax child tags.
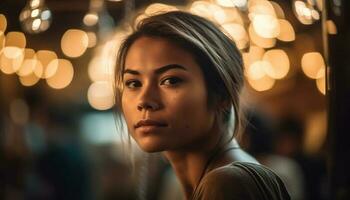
<box><xmin>19</xmin><ymin>72</ymin><xmax>40</xmax><ymax>86</ymax></box>
<box><xmin>248</xmin><ymin>0</ymin><xmax>276</xmax><ymax>17</ymax></box>
<box><xmin>83</xmin><ymin>12</ymin><xmax>99</xmax><ymax>26</ymax></box>
<box><xmin>61</xmin><ymin>29</ymin><xmax>89</xmax><ymax>58</ymax></box>
<box><xmin>304</xmin><ymin>111</ymin><xmax>327</xmax><ymax>154</ymax></box>
<box><xmin>220</xmin><ymin>8</ymin><xmax>244</xmax><ymax>25</ymax></box>
<box><xmin>46</xmin><ymin>59</ymin><xmax>74</xmax><ymax>89</ymax></box>
<box><xmin>17</xmin><ymin>48</ymin><xmax>37</xmax><ymax>76</ymax></box>
<box><xmin>45</xmin><ymin>59</ymin><xmax>59</xmax><ymax>78</ymax></box>
<box><xmin>0</xmin><ymin>32</ymin><xmax>5</xmax><ymax>51</ymax></box>
<box><xmin>87</xmin><ymin>81</ymin><xmax>115</xmax><ymax>110</ymax></box>
<box><xmin>270</xmin><ymin>1</ymin><xmax>285</xmax><ymax>19</ymax></box>
<box><xmin>32</xmin><ymin>18</ymin><xmax>42</xmax><ymax>31</ymax></box>
<box><xmin>277</xmin><ymin>19</ymin><xmax>295</xmax><ymax>42</ymax></box>
<box><xmin>301</xmin><ymin>52</ymin><xmax>325</xmax><ymax>79</ymax></box>
<box><xmin>263</xmin><ymin>49</ymin><xmax>290</xmax><ymax>79</ymax></box>
<box><xmin>88</xmin><ymin>57</ymin><xmax>114</xmax><ymax>82</ymax></box>
<box><xmin>0</xmin><ymin>47</ymin><xmax>24</xmax><ymax>74</ymax></box>
<box><xmin>294</xmin><ymin>1</ymin><xmax>314</xmax><ymax>25</ymax></box>
<box><xmin>316</xmin><ymin>76</ymin><xmax>326</xmax><ymax>95</ymax></box>
<box><xmin>252</xmin><ymin>14</ymin><xmax>280</xmax><ymax>38</ymax></box>
<box><xmin>242</xmin><ymin>46</ymin><xmax>265</xmax><ymax>69</ymax></box>
<box><xmin>30</xmin><ymin>0</ymin><xmax>41</xmax><ymax>9</ymax></box>
<box><xmin>326</xmin><ymin>20</ymin><xmax>337</xmax><ymax>35</ymax></box>
<box><xmin>247</xmin><ymin>74</ymin><xmax>275</xmax><ymax>92</ymax></box>
<box><xmin>145</xmin><ymin>3</ymin><xmax>178</xmax><ymax>15</ymax></box>
<box><xmin>0</xmin><ymin>14</ymin><xmax>7</xmax><ymax>32</ymax></box>
<box><xmin>3</xmin><ymin>46</ymin><xmax>24</xmax><ymax>59</ymax></box>
<box><xmin>246</xmin><ymin>61</ymin><xmax>269</xmax><ymax>80</ymax></box>
<box><xmin>190</xmin><ymin>1</ymin><xmax>225</xmax><ymax>23</ymax></box>
<box><xmin>18</xmin><ymin>59</ymin><xmax>42</xmax><ymax>77</ymax></box>
<box><xmin>316</xmin><ymin>0</ymin><xmax>323</xmax><ymax>11</ymax></box>
<box><xmin>221</xmin><ymin>23</ymin><xmax>248</xmax><ymax>49</ymax></box>
<box><xmin>217</xmin><ymin>0</ymin><xmax>247</xmax><ymax>8</ymax></box>
<box><xmin>87</xmin><ymin>31</ymin><xmax>97</xmax><ymax>48</ymax></box>
<box><xmin>5</xmin><ymin>31</ymin><xmax>26</xmax><ymax>48</ymax></box>
<box><xmin>10</xmin><ymin>98</ymin><xmax>29</xmax><ymax>125</ymax></box>
<box><xmin>248</xmin><ymin>24</ymin><xmax>276</xmax><ymax>48</ymax></box>
<box><xmin>34</xmin><ymin>50</ymin><xmax>57</xmax><ymax>78</ymax></box>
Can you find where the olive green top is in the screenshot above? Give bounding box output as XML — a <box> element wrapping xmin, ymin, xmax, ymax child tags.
<box><xmin>192</xmin><ymin>162</ymin><xmax>291</xmax><ymax>200</ymax></box>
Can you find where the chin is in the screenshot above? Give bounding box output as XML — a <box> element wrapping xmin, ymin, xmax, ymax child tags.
<box><xmin>137</xmin><ymin>139</ymin><xmax>168</xmax><ymax>153</ymax></box>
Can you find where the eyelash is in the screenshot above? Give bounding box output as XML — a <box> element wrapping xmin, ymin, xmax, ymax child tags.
<box><xmin>124</xmin><ymin>77</ymin><xmax>183</xmax><ymax>89</ymax></box>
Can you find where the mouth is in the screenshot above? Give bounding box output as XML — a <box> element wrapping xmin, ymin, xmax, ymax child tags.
<box><xmin>134</xmin><ymin>119</ymin><xmax>168</xmax><ymax>129</ymax></box>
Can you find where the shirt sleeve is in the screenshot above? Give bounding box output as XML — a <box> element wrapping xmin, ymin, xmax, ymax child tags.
<box><xmin>193</xmin><ymin>162</ymin><xmax>291</xmax><ymax>200</ymax></box>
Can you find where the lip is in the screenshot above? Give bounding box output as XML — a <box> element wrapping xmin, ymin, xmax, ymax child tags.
<box><xmin>134</xmin><ymin>119</ymin><xmax>168</xmax><ymax>129</ymax></box>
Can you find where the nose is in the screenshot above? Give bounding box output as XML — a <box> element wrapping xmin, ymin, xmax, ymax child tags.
<box><xmin>137</xmin><ymin>82</ymin><xmax>161</xmax><ymax>112</ymax></box>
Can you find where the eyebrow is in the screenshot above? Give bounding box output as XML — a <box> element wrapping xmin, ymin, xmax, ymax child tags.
<box><xmin>123</xmin><ymin>64</ymin><xmax>187</xmax><ymax>75</ymax></box>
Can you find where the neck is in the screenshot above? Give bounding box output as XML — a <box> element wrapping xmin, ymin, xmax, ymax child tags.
<box><xmin>162</xmin><ymin>139</ymin><xmax>240</xmax><ymax>199</ymax></box>
<box><xmin>163</xmin><ymin>150</ymin><xmax>210</xmax><ymax>199</ymax></box>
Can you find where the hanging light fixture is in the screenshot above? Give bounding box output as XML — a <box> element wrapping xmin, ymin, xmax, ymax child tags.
<box><xmin>19</xmin><ymin>0</ymin><xmax>52</xmax><ymax>34</ymax></box>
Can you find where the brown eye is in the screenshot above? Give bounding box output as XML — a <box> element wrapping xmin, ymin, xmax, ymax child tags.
<box><xmin>160</xmin><ymin>77</ymin><xmax>183</xmax><ymax>86</ymax></box>
<box><xmin>125</xmin><ymin>80</ymin><xmax>141</xmax><ymax>88</ymax></box>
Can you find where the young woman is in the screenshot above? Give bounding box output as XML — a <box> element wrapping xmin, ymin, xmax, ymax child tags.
<box><xmin>115</xmin><ymin>11</ymin><xmax>290</xmax><ymax>200</ymax></box>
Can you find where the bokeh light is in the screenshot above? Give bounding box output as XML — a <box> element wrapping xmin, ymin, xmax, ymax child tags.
<box><xmin>244</xmin><ymin>45</ymin><xmax>265</xmax><ymax>69</ymax></box>
<box><xmin>83</xmin><ymin>12</ymin><xmax>99</xmax><ymax>26</ymax></box>
<box><xmin>248</xmin><ymin>24</ymin><xmax>276</xmax><ymax>48</ymax></box>
<box><xmin>293</xmin><ymin>0</ymin><xmax>319</xmax><ymax>25</ymax></box>
<box><xmin>61</xmin><ymin>29</ymin><xmax>89</xmax><ymax>58</ymax></box>
<box><xmin>221</xmin><ymin>23</ymin><xmax>249</xmax><ymax>49</ymax></box>
<box><xmin>144</xmin><ymin>3</ymin><xmax>178</xmax><ymax>16</ymax></box>
<box><xmin>316</xmin><ymin>67</ymin><xmax>326</xmax><ymax>95</ymax></box>
<box><xmin>301</xmin><ymin>52</ymin><xmax>325</xmax><ymax>79</ymax></box>
<box><xmin>5</xmin><ymin>31</ymin><xmax>26</xmax><ymax>49</ymax></box>
<box><xmin>0</xmin><ymin>47</ymin><xmax>24</xmax><ymax>74</ymax></box>
<box><xmin>87</xmin><ymin>31</ymin><xmax>97</xmax><ymax>48</ymax></box>
<box><xmin>0</xmin><ymin>14</ymin><xmax>7</xmax><ymax>32</ymax></box>
<box><xmin>0</xmin><ymin>32</ymin><xmax>5</xmax><ymax>52</ymax></box>
<box><xmin>277</xmin><ymin>19</ymin><xmax>295</xmax><ymax>42</ymax></box>
<box><xmin>46</xmin><ymin>59</ymin><xmax>74</xmax><ymax>89</ymax></box>
<box><xmin>19</xmin><ymin>0</ymin><xmax>52</xmax><ymax>34</ymax></box>
<box><xmin>88</xmin><ymin>57</ymin><xmax>114</xmax><ymax>82</ymax></box>
<box><xmin>270</xmin><ymin>1</ymin><xmax>285</xmax><ymax>19</ymax></box>
<box><xmin>326</xmin><ymin>20</ymin><xmax>337</xmax><ymax>35</ymax></box>
<box><xmin>87</xmin><ymin>81</ymin><xmax>115</xmax><ymax>110</ymax></box>
<box><xmin>19</xmin><ymin>72</ymin><xmax>40</xmax><ymax>86</ymax></box>
<box><xmin>262</xmin><ymin>49</ymin><xmax>290</xmax><ymax>79</ymax></box>
<box><xmin>190</xmin><ymin>1</ymin><xmax>225</xmax><ymax>23</ymax></box>
<box><xmin>216</xmin><ymin>0</ymin><xmax>247</xmax><ymax>8</ymax></box>
<box><xmin>17</xmin><ymin>48</ymin><xmax>37</xmax><ymax>76</ymax></box>
<box><xmin>252</xmin><ymin>14</ymin><xmax>280</xmax><ymax>39</ymax></box>
<box><xmin>246</xmin><ymin>60</ymin><xmax>269</xmax><ymax>80</ymax></box>
<box><xmin>34</xmin><ymin>50</ymin><xmax>57</xmax><ymax>78</ymax></box>
<box><xmin>247</xmin><ymin>74</ymin><xmax>275</xmax><ymax>92</ymax></box>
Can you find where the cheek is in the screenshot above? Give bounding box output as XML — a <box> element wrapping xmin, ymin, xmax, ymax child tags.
<box><xmin>166</xmin><ymin>87</ymin><xmax>212</xmax><ymax>128</ymax></box>
<box><xmin>121</xmin><ymin>94</ymin><xmax>134</xmax><ymax>127</ymax></box>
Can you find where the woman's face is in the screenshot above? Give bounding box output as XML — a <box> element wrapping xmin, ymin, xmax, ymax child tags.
<box><xmin>121</xmin><ymin>36</ymin><xmax>218</xmax><ymax>152</ymax></box>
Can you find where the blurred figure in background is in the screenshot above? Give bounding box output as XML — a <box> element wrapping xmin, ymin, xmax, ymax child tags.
<box><xmin>276</xmin><ymin>117</ymin><xmax>328</xmax><ymax>200</ymax></box>
<box><xmin>241</xmin><ymin>109</ymin><xmax>305</xmax><ymax>200</ymax></box>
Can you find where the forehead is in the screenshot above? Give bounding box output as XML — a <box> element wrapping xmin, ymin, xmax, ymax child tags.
<box><xmin>124</xmin><ymin>36</ymin><xmax>199</xmax><ymax>71</ymax></box>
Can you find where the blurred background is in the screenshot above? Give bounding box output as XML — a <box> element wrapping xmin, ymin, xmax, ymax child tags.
<box><xmin>0</xmin><ymin>0</ymin><xmax>345</xmax><ymax>199</ymax></box>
